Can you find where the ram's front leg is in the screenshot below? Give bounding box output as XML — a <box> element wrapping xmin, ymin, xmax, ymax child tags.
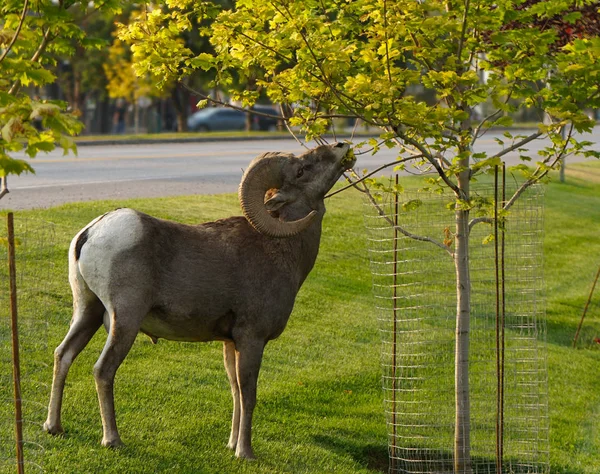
<box><xmin>233</xmin><ymin>338</ymin><xmax>265</xmax><ymax>460</ymax></box>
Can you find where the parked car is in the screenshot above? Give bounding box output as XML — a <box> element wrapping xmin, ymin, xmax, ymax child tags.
<box><xmin>187</xmin><ymin>105</ymin><xmax>283</xmax><ymax>132</ymax></box>
<box><xmin>187</xmin><ymin>107</ymin><xmax>247</xmax><ymax>132</ymax></box>
<box><xmin>251</xmin><ymin>105</ymin><xmax>283</xmax><ymax>131</ymax></box>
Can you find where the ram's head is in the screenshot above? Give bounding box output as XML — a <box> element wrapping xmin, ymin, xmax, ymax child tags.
<box><xmin>239</xmin><ymin>142</ymin><xmax>354</xmax><ymax>238</ymax></box>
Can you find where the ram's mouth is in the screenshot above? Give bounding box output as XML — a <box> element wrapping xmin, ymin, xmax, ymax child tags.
<box><xmin>340</xmin><ymin>148</ymin><xmax>356</xmax><ymax>169</ymax></box>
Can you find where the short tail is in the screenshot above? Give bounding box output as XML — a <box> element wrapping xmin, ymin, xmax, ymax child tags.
<box><xmin>71</xmin><ymin>211</ymin><xmax>111</xmax><ymax>262</ymax></box>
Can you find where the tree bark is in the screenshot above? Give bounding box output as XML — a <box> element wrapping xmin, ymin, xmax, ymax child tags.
<box><xmin>244</xmin><ymin>76</ymin><xmax>257</xmax><ymax>132</ymax></box>
<box><xmin>454</xmin><ymin>166</ymin><xmax>472</xmax><ymax>473</ymax></box>
<box><xmin>171</xmin><ymin>87</ymin><xmax>189</xmax><ymax>132</ymax></box>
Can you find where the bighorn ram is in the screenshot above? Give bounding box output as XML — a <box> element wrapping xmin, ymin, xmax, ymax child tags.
<box><xmin>44</xmin><ymin>142</ymin><xmax>354</xmax><ymax>459</ymax></box>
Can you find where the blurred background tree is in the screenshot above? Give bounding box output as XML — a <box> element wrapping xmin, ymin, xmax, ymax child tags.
<box><xmin>0</xmin><ymin>0</ymin><xmax>123</xmax><ymax>197</ymax></box>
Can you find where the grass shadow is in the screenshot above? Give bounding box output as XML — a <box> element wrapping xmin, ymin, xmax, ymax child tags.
<box><xmin>312</xmin><ymin>433</ymin><xmax>388</xmax><ymax>473</ymax></box>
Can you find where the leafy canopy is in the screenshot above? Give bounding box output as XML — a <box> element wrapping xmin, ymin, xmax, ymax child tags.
<box><xmin>0</xmin><ymin>0</ymin><xmax>122</xmax><ymax>187</ymax></box>
<box><xmin>122</xmin><ymin>0</ymin><xmax>600</xmax><ymax>204</ymax></box>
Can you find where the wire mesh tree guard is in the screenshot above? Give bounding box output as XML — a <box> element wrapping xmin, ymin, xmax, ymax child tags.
<box><xmin>1</xmin><ymin>214</ymin><xmax>55</xmax><ymax>473</ymax></box>
<box><xmin>363</xmin><ymin>173</ymin><xmax>549</xmax><ymax>474</ymax></box>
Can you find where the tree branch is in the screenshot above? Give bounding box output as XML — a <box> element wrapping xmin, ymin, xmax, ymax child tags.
<box><xmin>394</xmin><ymin>127</ymin><xmax>461</xmax><ymax>195</ymax></box>
<box><xmin>31</xmin><ymin>27</ymin><xmax>52</xmax><ymax>63</ymax></box>
<box><xmin>389</xmin><ymin>133</ymin><xmax>424</xmax><ymax>156</ymax></box>
<box><xmin>269</xmin><ymin>0</ymin><xmax>377</xmax><ymax>128</ymax></box>
<box><xmin>468</xmin><ymin>216</ymin><xmax>493</xmax><ymax>231</ymax></box>
<box><xmin>234</xmin><ymin>26</ymin><xmax>295</xmax><ymax>64</ymax></box>
<box><xmin>490</xmin><ymin>131</ymin><xmax>544</xmax><ymax>160</ymax></box>
<box><xmin>180</xmin><ymin>81</ymin><xmax>358</xmax><ymax>126</ymax></box>
<box><xmin>383</xmin><ymin>0</ymin><xmax>397</xmax><ymax>120</ymax></box>
<box><xmin>233</xmin><ymin>8</ymin><xmax>369</xmax><ymax>117</ymax></box>
<box><xmin>9</xmin><ymin>27</ymin><xmax>53</xmax><ymax>95</ymax></box>
<box><xmin>325</xmin><ymin>155</ymin><xmax>423</xmax><ymax>198</ymax></box>
<box><xmin>470</xmin><ymin>126</ymin><xmax>572</xmax><ymax>231</ymax></box>
<box><xmin>279</xmin><ymin>103</ymin><xmax>310</xmax><ymax>150</ymax></box>
<box><xmin>471</xmin><ymin>108</ymin><xmax>503</xmax><ymax>145</ymax></box>
<box><xmin>0</xmin><ymin>0</ymin><xmax>29</xmax><ymax>64</ymax></box>
<box><xmin>361</xmin><ymin>177</ymin><xmax>455</xmax><ymax>256</ymax></box>
<box><xmin>456</xmin><ymin>0</ymin><xmax>471</xmax><ymax>68</ymax></box>
<box><xmin>0</xmin><ymin>176</ymin><xmax>9</xmax><ymax>200</ymax></box>
<box><xmin>178</xmin><ymin>81</ymin><xmax>286</xmax><ymax>120</ymax></box>
<box><xmin>503</xmin><ymin>124</ymin><xmax>573</xmax><ymax>212</ymax></box>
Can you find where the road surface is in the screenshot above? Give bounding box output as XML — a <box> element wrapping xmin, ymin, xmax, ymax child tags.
<box><xmin>1</xmin><ymin>129</ymin><xmax>598</xmax><ymax>210</ymax></box>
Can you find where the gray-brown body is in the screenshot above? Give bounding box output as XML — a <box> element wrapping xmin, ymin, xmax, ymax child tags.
<box><xmin>43</xmin><ymin>143</ymin><xmax>354</xmax><ymax>459</ymax></box>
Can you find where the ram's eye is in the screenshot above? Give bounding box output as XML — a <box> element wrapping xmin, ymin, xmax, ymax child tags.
<box><xmin>296</xmin><ymin>167</ymin><xmax>304</xmax><ymax>178</ymax></box>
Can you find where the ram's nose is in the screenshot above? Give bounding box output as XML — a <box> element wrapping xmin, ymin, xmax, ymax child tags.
<box><xmin>332</xmin><ymin>142</ymin><xmax>350</xmax><ymax>157</ymax></box>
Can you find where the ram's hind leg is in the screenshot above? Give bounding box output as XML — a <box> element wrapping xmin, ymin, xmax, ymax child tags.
<box><xmin>44</xmin><ymin>297</ymin><xmax>104</xmax><ymax>435</ymax></box>
<box><xmin>223</xmin><ymin>341</ymin><xmax>240</xmax><ymax>450</ymax></box>
<box><xmin>93</xmin><ymin>303</ymin><xmax>147</xmax><ymax>448</ymax></box>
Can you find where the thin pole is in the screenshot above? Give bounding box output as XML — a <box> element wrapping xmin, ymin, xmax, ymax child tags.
<box><xmin>493</xmin><ymin>165</ymin><xmax>507</xmax><ymax>473</ymax></box>
<box><xmin>500</xmin><ymin>164</ymin><xmax>506</xmax><ymax>469</ymax></box>
<box><xmin>494</xmin><ymin>166</ymin><xmax>502</xmax><ymax>474</ymax></box>
<box><xmin>391</xmin><ymin>174</ymin><xmax>399</xmax><ymax>472</ymax></box>
<box><xmin>573</xmin><ymin>264</ymin><xmax>600</xmax><ymax>348</ymax></box>
<box><xmin>8</xmin><ymin>212</ymin><xmax>25</xmax><ymax>474</ymax></box>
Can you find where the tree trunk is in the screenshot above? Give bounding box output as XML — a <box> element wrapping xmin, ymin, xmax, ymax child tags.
<box><xmin>134</xmin><ymin>100</ymin><xmax>139</xmax><ymax>135</ymax></box>
<box><xmin>245</xmin><ymin>75</ymin><xmax>257</xmax><ymax>132</ymax></box>
<box><xmin>454</xmin><ymin>166</ymin><xmax>472</xmax><ymax>473</ymax></box>
<box><xmin>171</xmin><ymin>87</ymin><xmax>189</xmax><ymax>132</ymax></box>
<box><xmin>73</xmin><ymin>68</ymin><xmax>85</xmax><ymax>116</ymax></box>
<box><xmin>245</xmin><ymin>111</ymin><xmax>254</xmax><ymax>131</ymax></box>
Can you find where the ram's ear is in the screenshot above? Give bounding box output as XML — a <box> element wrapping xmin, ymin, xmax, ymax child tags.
<box><xmin>264</xmin><ymin>191</ymin><xmax>289</xmax><ymax>212</ymax></box>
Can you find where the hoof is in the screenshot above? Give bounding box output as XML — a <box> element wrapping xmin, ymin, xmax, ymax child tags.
<box><xmin>235</xmin><ymin>448</ymin><xmax>256</xmax><ymax>460</ymax></box>
<box><xmin>43</xmin><ymin>421</ymin><xmax>64</xmax><ymax>436</ymax></box>
<box><xmin>101</xmin><ymin>438</ymin><xmax>124</xmax><ymax>449</ymax></box>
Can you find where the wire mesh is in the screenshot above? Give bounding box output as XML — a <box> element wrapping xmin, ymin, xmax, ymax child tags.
<box><xmin>363</xmin><ymin>178</ymin><xmax>549</xmax><ymax>474</ymax></box>
<box><xmin>1</xmin><ymin>216</ymin><xmax>56</xmax><ymax>474</ymax></box>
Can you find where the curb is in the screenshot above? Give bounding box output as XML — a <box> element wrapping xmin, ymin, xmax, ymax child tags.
<box><xmin>73</xmin><ymin>133</ymin><xmax>368</xmax><ymax>147</ymax></box>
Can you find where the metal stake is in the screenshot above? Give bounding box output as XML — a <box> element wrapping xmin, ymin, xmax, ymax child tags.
<box><xmin>494</xmin><ymin>166</ymin><xmax>506</xmax><ymax>473</ymax></box>
<box><xmin>391</xmin><ymin>174</ymin><xmax>399</xmax><ymax>472</ymax></box>
<box><xmin>8</xmin><ymin>213</ymin><xmax>25</xmax><ymax>474</ymax></box>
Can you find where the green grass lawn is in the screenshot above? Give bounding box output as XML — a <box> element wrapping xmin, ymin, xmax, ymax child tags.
<box><xmin>1</xmin><ymin>161</ymin><xmax>599</xmax><ymax>473</ymax></box>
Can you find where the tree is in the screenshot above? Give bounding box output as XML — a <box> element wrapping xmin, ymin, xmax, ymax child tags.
<box><xmin>116</xmin><ymin>1</ymin><xmax>237</xmax><ymax>132</ymax></box>
<box><xmin>123</xmin><ymin>0</ymin><xmax>599</xmax><ymax>471</ymax></box>
<box><xmin>104</xmin><ymin>32</ymin><xmax>174</xmax><ymax>133</ymax></box>
<box><xmin>0</xmin><ymin>0</ymin><xmax>122</xmax><ymax>198</ymax></box>
<box><xmin>54</xmin><ymin>5</ymin><xmax>115</xmax><ymax>118</ymax></box>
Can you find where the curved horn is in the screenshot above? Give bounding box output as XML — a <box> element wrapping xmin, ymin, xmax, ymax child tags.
<box><xmin>239</xmin><ymin>153</ymin><xmax>317</xmax><ymax>238</ymax></box>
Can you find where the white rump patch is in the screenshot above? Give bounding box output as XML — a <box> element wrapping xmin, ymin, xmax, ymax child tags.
<box><xmin>74</xmin><ymin>209</ymin><xmax>146</xmax><ymax>301</ymax></box>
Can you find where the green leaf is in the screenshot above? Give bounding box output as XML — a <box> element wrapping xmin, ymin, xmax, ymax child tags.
<box><xmin>59</xmin><ymin>135</ymin><xmax>77</xmax><ymax>156</ymax></box>
<box><xmin>401</xmin><ymin>199</ymin><xmax>422</xmax><ymax>212</ymax></box>
<box><xmin>472</xmin><ymin>156</ymin><xmax>502</xmax><ymax>172</ymax></box>
<box><xmin>493</xmin><ymin>116</ymin><xmax>513</xmax><ymax>127</ymax></box>
<box><xmin>1</xmin><ymin>117</ymin><xmax>19</xmax><ymax>143</ymax></box>
<box><xmin>188</xmin><ymin>53</ymin><xmax>215</xmax><ymax>71</ymax></box>
<box><xmin>0</xmin><ymin>156</ymin><xmax>35</xmax><ymax>177</ymax></box>
<box><xmin>482</xmin><ymin>234</ymin><xmax>495</xmax><ymax>245</ymax></box>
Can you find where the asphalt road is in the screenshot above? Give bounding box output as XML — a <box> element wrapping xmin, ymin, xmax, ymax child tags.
<box><xmin>2</xmin><ymin>129</ymin><xmax>598</xmax><ymax>210</ymax></box>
